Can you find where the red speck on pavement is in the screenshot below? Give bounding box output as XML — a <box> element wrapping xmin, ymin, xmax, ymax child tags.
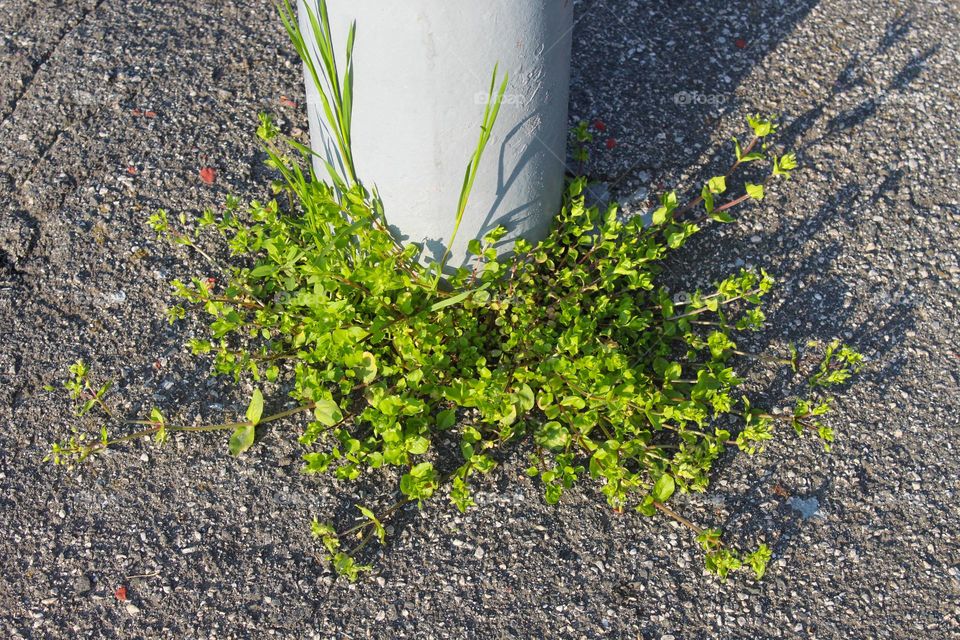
<box><xmin>735</xmin><ymin>38</ymin><xmax>748</xmax><ymax>49</ymax></box>
<box><xmin>593</xmin><ymin>119</ymin><xmax>607</xmax><ymax>132</ymax></box>
<box><xmin>606</xmin><ymin>138</ymin><xmax>617</xmax><ymax>150</ymax></box>
<box><xmin>199</xmin><ymin>167</ymin><xmax>217</xmax><ymax>185</ymax></box>
<box><xmin>280</xmin><ymin>96</ymin><xmax>297</xmax><ymax>108</ymax></box>
<box><xmin>131</xmin><ymin>108</ymin><xmax>142</xmax><ymax>117</ymax></box>
<box><xmin>126</xmin><ymin>166</ymin><xmax>137</xmax><ymax>175</ymax></box>
<box><xmin>145</xmin><ymin>110</ymin><xmax>157</xmax><ymax>119</ymax></box>
<box><xmin>114</xmin><ymin>586</ymin><xmax>127</xmax><ymax>601</ymax></box>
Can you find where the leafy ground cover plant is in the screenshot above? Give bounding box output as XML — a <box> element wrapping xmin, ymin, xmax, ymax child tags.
<box><xmin>47</xmin><ymin>0</ymin><xmax>862</xmax><ymax>582</ymax></box>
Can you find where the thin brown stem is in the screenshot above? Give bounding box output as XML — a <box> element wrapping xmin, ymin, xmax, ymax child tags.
<box><xmin>654</xmin><ymin>501</ymin><xmax>704</xmax><ymax>537</ymax></box>
<box><xmin>674</xmin><ymin>136</ymin><xmax>760</xmax><ymax>218</ymax></box>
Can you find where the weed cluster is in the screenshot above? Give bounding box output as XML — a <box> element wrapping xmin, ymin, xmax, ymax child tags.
<box><xmin>48</xmin><ymin>0</ymin><xmax>861</xmax><ymax>582</ymax></box>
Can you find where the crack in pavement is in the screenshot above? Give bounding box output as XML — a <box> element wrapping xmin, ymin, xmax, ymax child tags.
<box><xmin>0</xmin><ymin>0</ymin><xmax>107</xmax><ymax>130</ymax></box>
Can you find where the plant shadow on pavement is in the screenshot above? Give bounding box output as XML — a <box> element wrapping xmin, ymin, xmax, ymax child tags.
<box><xmin>643</xmin><ymin>10</ymin><xmax>930</xmax><ymax>574</ymax></box>
<box><xmin>568</xmin><ymin>0</ymin><xmax>821</xmax><ymax>194</ymax></box>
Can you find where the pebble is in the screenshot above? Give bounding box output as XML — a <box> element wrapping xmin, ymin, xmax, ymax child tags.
<box><xmin>789</xmin><ymin>496</ymin><xmax>821</xmax><ymax>519</ymax></box>
<box><xmin>125</xmin><ymin>604</ymin><xmax>140</xmax><ymax>615</ymax></box>
<box><xmin>74</xmin><ymin>575</ymin><xmax>92</xmax><ymax>595</ymax></box>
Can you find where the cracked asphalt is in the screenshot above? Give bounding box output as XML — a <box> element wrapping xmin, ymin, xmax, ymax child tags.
<box><xmin>1</xmin><ymin>0</ymin><xmax>959</xmax><ymax>638</ymax></box>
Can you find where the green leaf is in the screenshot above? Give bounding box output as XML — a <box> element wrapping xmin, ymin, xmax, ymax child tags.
<box><xmin>436</xmin><ymin>409</ymin><xmax>457</xmax><ymax>430</ymax></box>
<box><xmin>246</xmin><ymin>389</ymin><xmax>264</xmax><ymax>425</ymax></box>
<box><xmin>701</xmin><ymin>185</ymin><xmax>715</xmax><ymax>214</ymax></box>
<box><xmin>471</xmin><ymin>454</ymin><xmax>495</xmax><ymax>473</ymax></box>
<box><xmin>662</xmin><ymin>362</ymin><xmax>682</xmax><ymax>383</ymax></box>
<box><xmin>407</xmin><ymin>436</ymin><xmax>430</xmax><ymax>455</ymax></box>
<box><xmin>461</xmin><ymin>426</ymin><xmax>482</xmax><ymax>444</ymax></box>
<box><xmin>357</xmin><ymin>505</ymin><xmax>386</xmax><ymax>544</ymax></box>
<box><xmin>314</xmin><ymin>398</ymin><xmax>344</xmax><ymax>426</ymax></box>
<box><xmin>773</xmin><ymin>153</ymin><xmax>798</xmax><ymax>178</ymax></box>
<box><xmin>747</xmin><ymin>113</ymin><xmax>776</xmax><ymax>137</ymax></box>
<box><xmin>535</xmin><ymin>421</ymin><xmax>570</xmax><ymax>450</ymax></box>
<box><xmin>652</xmin><ymin>206</ymin><xmax>670</xmax><ymax>226</ymax></box>
<box><xmin>705</xmin><ymin>548</ymin><xmax>742</xmax><ymax>580</ymax></box>
<box><xmin>515</xmin><ymin>383</ymin><xmax>535</xmax><ymax>412</ymax></box>
<box><xmin>636</xmin><ymin>495</ymin><xmax>657</xmax><ymax>516</ymax></box>
<box><xmin>709</xmin><ymin>210</ymin><xmax>734</xmax><ymax>223</ymax></box>
<box><xmin>429</xmin><ymin>281</ymin><xmax>491</xmax><ymax>312</ymax></box>
<box><xmin>356</xmin><ymin>351</ymin><xmax>378</xmax><ymax>384</ymax></box>
<box><xmin>544</xmin><ymin>483</ymin><xmax>563</xmax><ymax>504</ymax></box>
<box><xmin>410</xmin><ymin>461</ymin><xmax>434</xmax><ymax>478</ymax></box>
<box><xmin>228</xmin><ymin>424</ymin><xmax>255</xmax><ymax>456</ymax></box>
<box><xmin>331</xmin><ymin>552</ymin><xmax>370</xmax><ymax>582</ymax></box>
<box><xmin>450</xmin><ymin>474</ymin><xmax>475</xmax><ymax>512</ymax></box>
<box><xmin>400</xmin><ymin>461</ymin><xmax>437</xmax><ymax>502</ymax></box>
<box><xmin>707</xmin><ymin>176</ymin><xmax>727</xmax><ymax>195</ymax></box>
<box><xmin>652</xmin><ymin>474</ymin><xmax>675</xmax><ymax>502</ymax></box>
<box><xmin>745</xmin><ymin>183</ymin><xmax>764</xmax><ymax>201</ymax></box>
<box><xmin>746</xmin><ymin>544</ymin><xmax>772</xmax><ymax>580</ymax></box>
<box><xmin>652</xmin><ymin>191</ymin><xmax>678</xmax><ymax>225</ymax></box>
<box><xmin>250</xmin><ymin>263</ymin><xmax>277</xmax><ymax>278</ymax></box>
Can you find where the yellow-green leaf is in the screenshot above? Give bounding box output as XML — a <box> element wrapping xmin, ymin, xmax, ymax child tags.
<box><xmin>246</xmin><ymin>389</ymin><xmax>264</xmax><ymax>425</ymax></box>
<box><xmin>314</xmin><ymin>398</ymin><xmax>343</xmax><ymax>426</ymax></box>
<box><xmin>229</xmin><ymin>424</ymin><xmax>255</xmax><ymax>456</ymax></box>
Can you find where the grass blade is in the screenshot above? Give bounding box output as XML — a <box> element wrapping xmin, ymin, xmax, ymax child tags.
<box><xmin>437</xmin><ymin>64</ymin><xmax>509</xmax><ymax>279</ymax></box>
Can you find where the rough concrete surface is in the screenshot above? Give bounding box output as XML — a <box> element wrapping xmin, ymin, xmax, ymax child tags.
<box><xmin>1</xmin><ymin>0</ymin><xmax>959</xmax><ymax>638</ymax></box>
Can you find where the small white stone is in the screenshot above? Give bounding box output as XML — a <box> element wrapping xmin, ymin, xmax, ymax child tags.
<box><xmin>107</xmin><ymin>290</ymin><xmax>127</xmax><ymax>304</ymax></box>
<box><xmin>126</xmin><ymin>604</ymin><xmax>140</xmax><ymax>615</ymax></box>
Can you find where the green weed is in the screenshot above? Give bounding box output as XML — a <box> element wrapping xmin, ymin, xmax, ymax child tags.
<box><xmin>47</xmin><ymin>0</ymin><xmax>862</xmax><ymax>582</ymax></box>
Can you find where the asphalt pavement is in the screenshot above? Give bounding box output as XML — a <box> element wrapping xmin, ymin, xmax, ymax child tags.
<box><xmin>1</xmin><ymin>0</ymin><xmax>958</xmax><ymax>637</ymax></box>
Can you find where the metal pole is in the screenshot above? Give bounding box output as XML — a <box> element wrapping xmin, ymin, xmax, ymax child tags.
<box><xmin>299</xmin><ymin>0</ymin><xmax>573</xmax><ymax>268</ymax></box>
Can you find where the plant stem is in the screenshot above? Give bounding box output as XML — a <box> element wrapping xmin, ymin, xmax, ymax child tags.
<box><xmin>674</xmin><ymin>136</ymin><xmax>760</xmax><ymax>217</ymax></box>
<box><xmin>654</xmin><ymin>501</ymin><xmax>704</xmax><ymax>536</ymax></box>
<box><xmin>667</xmin><ymin>288</ymin><xmax>763</xmax><ymax>321</ymax></box>
<box><xmin>79</xmin><ymin>402</ymin><xmax>320</xmax><ymax>460</ymax></box>
<box><xmin>729</xmin><ymin>349</ymin><xmax>793</xmax><ymax>365</ymax></box>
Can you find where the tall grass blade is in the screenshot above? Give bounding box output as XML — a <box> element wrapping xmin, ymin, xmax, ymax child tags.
<box><xmin>437</xmin><ymin>65</ymin><xmax>509</xmax><ymax>277</ymax></box>
<box><xmin>279</xmin><ymin>0</ymin><xmax>358</xmax><ymax>187</ymax></box>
